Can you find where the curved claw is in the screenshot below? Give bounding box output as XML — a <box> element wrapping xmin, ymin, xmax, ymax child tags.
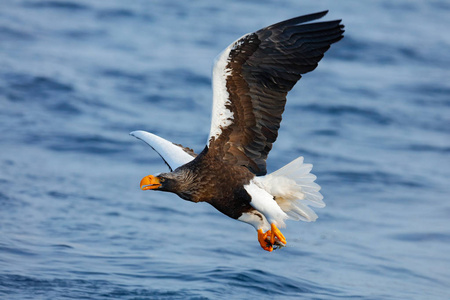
<box><xmin>270</xmin><ymin>223</ymin><xmax>286</xmax><ymax>245</ymax></box>
<box><xmin>257</xmin><ymin>229</ymin><xmax>273</xmax><ymax>252</ymax></box>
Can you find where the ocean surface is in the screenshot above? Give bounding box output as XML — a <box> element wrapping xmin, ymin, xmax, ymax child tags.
<box><xmin>1</xmin><ymin>0</ymin><xmax>449</xmax><ymax>299</ymax></box>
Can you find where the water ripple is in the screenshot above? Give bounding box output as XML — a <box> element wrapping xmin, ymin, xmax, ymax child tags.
<box><xmin>45</xmin><ymin>134</ymin><xmax>129</xmax><ymax>154</ymax></box>
<box><xmin>301</xmin><ymin>103</ymin><xmax>392</xmax><ymax>125</ymax></box>
<box><xmin>23</xmin><ymin>1</ymin><xmax>90</xmax><ymax>11</ymax></box>
<box><xmin>391</xmin><ymin>232</ymin><xmax>450</xmax><ymax>243</ymax></box>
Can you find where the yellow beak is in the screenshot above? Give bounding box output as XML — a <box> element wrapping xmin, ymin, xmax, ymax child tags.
<box><xmin>140</xmin><ymin>175</ymin><xmax>161</xmax><ymax>190</ymax></box>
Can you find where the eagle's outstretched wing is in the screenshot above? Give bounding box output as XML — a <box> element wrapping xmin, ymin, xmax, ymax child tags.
<box><xmin>208</xmin><ymin>11</ymin><xmax>344</xmax><ymax>175</ymax></box>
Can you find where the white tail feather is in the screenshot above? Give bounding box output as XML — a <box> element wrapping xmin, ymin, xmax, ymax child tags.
<box><xmin>254</xmin><ymin>157</ymin><xmax>324</xmax><ymax>222</ymax></box>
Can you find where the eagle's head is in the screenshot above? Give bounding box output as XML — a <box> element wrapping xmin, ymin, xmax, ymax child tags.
<box><xmin>139</xmin><ymin>168</ymin><xmax>197</xmax><ymax>201</ymax></box>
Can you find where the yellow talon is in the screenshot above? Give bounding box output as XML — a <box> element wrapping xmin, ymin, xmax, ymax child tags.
<box><xmin>257</xmin><ymin>229</ymin><xmax>273</xmax><ymax>252</ymax></box>
<box><xmin>257</xmin><ymin>224</ymin><xmax>286</xmax><ymax>251</ymax></box>
<box><xmin>270</xmin><ymin>223</ymin><xmax>286</xmax><ymax>245</ymax></box>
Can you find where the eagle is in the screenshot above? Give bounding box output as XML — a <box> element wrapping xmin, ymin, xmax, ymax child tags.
<box><xmin>131</xmin><ymin>11</ymin><xmax>344</xmax><ymax>251</ymax></box>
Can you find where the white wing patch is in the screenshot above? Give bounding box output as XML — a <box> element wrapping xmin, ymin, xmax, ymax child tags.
<box><xmin>130</xmin><ymin>130</ymin><xmax>195</xmax><ymax>171</ymax></box>
<box><xmin>208</xmin><ymin>47</ymin><xmax>234</xmax><ymax>142</ymax></box>
<box><xmin>208</xmin><ymin>33</ymin><xmax>249</xmax><ymax>144</ymax></box>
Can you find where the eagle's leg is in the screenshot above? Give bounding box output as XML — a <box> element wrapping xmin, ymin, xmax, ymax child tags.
<box><xmin>270</xmin><ymin>223</ymin><xmax>286</xmax><ymax>245</ymax></box>
<box><xmin>257</xmin><ymin>229</ymin><xmax>273</xmax><ymax>252</ymax></box>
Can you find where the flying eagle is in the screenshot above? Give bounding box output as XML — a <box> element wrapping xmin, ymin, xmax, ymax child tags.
<box><xmin>131</xmin><ymin>11</ymin><xmax>344</xmax><ymax>251</ymax></box>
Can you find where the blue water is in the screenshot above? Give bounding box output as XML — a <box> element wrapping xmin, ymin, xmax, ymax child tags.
<box><xmin>1</xmin><ymin>0</ymin><xmax>449</xmax><ymax>299</ymax></box>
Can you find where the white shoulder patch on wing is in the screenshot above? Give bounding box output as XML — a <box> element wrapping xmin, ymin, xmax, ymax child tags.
<box><xmin>208</xmin><ymin>34</ymin><xmax>249</xmax><ymax>144</ymax></box>
<box><xmin>130</xmin><ymin>130</ymin><xmax>195</xmax><ymax>171</ymax></box>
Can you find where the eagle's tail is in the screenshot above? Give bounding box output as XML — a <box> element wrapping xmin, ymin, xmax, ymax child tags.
<box><xmin>255</xmin><ymin>157</ymin><xmax>324</xmax><ymax>222</ymax></box>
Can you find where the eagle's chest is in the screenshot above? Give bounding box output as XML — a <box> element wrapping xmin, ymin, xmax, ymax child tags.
<box><xmin>207</xmin><ymin>185</ymin><xmax>254</xmax><ymax>220</ymax></box>
<box><xmin>185</xmin><ymin>160</ymin><xmax>255</xmax><ymax>218</ymax></box>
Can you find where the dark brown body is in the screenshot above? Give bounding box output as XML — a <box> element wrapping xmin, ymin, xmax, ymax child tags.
<box><xmin>169</xmin><ymin>147</ymin><xmax>256</xmax><ymax>220</ymax></box>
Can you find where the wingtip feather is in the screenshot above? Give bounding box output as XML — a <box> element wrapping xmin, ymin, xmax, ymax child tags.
<box><xmin>130</xmin><ymin>130</ymin><xmax>143</xmax><ymax>137</ymax></box>
<box><xmin>264</xmin><ymin>10</ymin><xmax>330</xmax><ymax>31</ymax></box>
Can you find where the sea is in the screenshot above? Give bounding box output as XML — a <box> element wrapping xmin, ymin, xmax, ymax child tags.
<box><xmin>1</xmin><ymin>0</ymin><xmax>449</xmax><ymax>299</ymax></box>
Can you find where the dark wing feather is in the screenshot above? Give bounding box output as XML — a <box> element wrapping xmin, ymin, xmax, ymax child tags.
<box><xmin>208</xmin><ymin>11</ymin><xmax>344</xmax><ymax>175</ymax></box>
<box><xmin>173</xmin><ymin>143</ymin><xmax>198</xmax><ymax>158</ymax></box>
